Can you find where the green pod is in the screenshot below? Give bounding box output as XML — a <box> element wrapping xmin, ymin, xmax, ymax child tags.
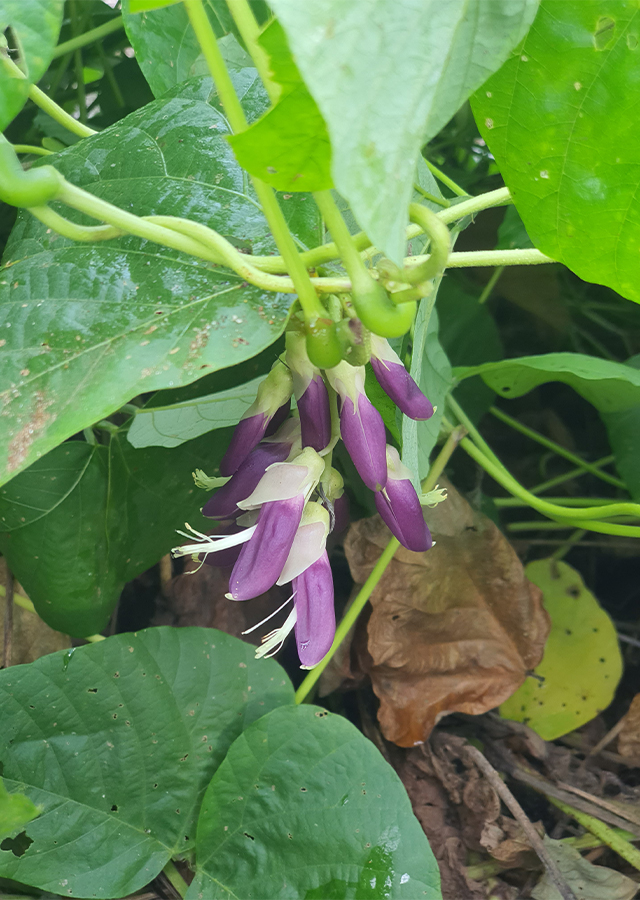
<box><xmin>0</xmin><ymin>136</ymin><xmax>62</xmax><ymax>208</ymax></box>
<box><xmin>305</xmin><ymin>318</ymin><xmax>343</xmax><ymax>369</ymax></box>
<box><xmin>352</xmin><ymin>280</ymin><xmax>417</xmax><ymax>338</ymax></box>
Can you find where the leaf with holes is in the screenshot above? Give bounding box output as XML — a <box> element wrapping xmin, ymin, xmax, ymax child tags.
<box><xmin>0</xmin><ymin>422</ymin><xmax>233</xmax><ymax>637</ymax></box>
<box><xmin>0</xmin><ymin>778</ymin><xmax>40</xmax><ymax>842</ymax></box>
<box><xmin>0</xmin><ymin>76</ymin><xmax>321</xmax><ymax>488</ymax></box>
<box><xmin>472</xmin><ymin>1</ymin><xmax>640</xmax><ymax>303</ymax></box>
<box><xmin>270</xmin><ymin>0</ymin><xmax>539</xmax><ymax>261</ymax></box>
<box><xmin>0</xmin><ymin>627</ymin><xmax>294</xmax><ymax>897</ymax></box>
<box><xmin>0</xmin><ymin>0</ymin><xmax>64</xmax><ymax>129</ymax></box>
<box><xmin>500</xmin><ymin>559</ymin><xmax>622</xmax><ymax>740</ymax></box>
<box><xmin>228</xmin><ymin>21</ymin><xmax>332</xmax><ymax>192</ymax></box>
<box><xmin>188</xmin><ymin>704</ymin><xmax>442</xmax><ymax>900</ymax></box>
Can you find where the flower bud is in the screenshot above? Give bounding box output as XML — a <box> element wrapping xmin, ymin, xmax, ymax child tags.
<box><xmin>219</xmin><ymin>362</ymin><xmax>293</xmax><ymax>476</ymax></box>
<box><xmin>294</xmin><ymin>552</ymin><xmax>335</xmax><ymax>668</ymax></box>
<box><xmin>286</xmin><ymin>330</ymin><xmax>331</xmax><ymax>451</ymax></box>
<box><xmin>370</xmin><ymin>334</ymin><xmax>433</xmax><ymax>420</ymax></box>
<box><xmin>374</xmin><ymin>446</ymin><xmax>432</xmax><ymax>552</ymax></box>
<box><xmin>326</xmin><ymin>362</ymin><xmax>387</xmax><ymax>491</ymax></box>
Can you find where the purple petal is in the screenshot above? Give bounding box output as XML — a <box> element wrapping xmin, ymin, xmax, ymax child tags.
<box><xmin>229</xmin><ymin>495</ymin><xmax>305</xmax><ymax>600</ymax></box>
<box><xmin>339</xmin><ymin>394</ymin><xmax>387</xmax><ymax>491</ymax></box>
<box><xmin>265</xmin><ymin>401</ymin><xmax>290</xmax><ymax>436</ymax></box>
<box><xmin>332</xmin><ymin>494</ymin><xmax>350</xmax><ymax>534</ymax></box>
<box><xmin>371</xmin><ymin>357</ymin><xmax>433</xmax><ymax>421</ymax></box>
<box><xmin>219</xmin><ymin>412</ymin><xmax>269</xmax><ymax>476</ymax></box>
<box><xmin>203</xmin><ymin>441</ymin><xmax>291</xmax><ymax>519</ymax></box>
<box><xmin>293</xmin><ymin>552</ymin><xmax>335</xmax><ymax>667</ymax></box>
<box><xmin>297</xmin><ymin>374</ymin><xmax>331</xmax><ymax>451</ymax></box>
<box><xmin>374</xmin><ymin>479</ymin><xmax>433</xmax><ymax>552</ymax></box>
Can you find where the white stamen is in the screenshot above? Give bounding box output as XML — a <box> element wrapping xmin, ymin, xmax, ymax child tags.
<box><xmin>171</xmin><ymin>524</ymin><xmax>257</xmax><ymax>559</ymax></box>
<box><xmin>255</xmin><ymin>607</ymin><xmax>297</xmax><ymax>659</ymax></box>
<box><xmin>242</xmin><ymin>592</ymin><xmax>295</xmax><ymax>635</ymax></box>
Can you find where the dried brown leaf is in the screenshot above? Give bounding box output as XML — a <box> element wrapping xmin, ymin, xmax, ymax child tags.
<box><xmin>344</xmin><ymin>478</ymin><xmax>550</xmax><ymax>746</ymax></box>
<box><xmin>618</xmin><ymin>694</ymin><xmax>640</xmax><ymax>760</ymax></box>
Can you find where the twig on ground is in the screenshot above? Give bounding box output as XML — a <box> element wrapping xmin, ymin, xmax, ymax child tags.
<box><xmin>464</xmin><ymin>744</ymin><xmax>578</xmax><ymax>900</ymax></box>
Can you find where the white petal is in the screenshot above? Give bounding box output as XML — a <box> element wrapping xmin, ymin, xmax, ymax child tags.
<box><xmin>276</xmin><ymin>522</ymin><xmax>327</xmax><ymax>585</ymax></box>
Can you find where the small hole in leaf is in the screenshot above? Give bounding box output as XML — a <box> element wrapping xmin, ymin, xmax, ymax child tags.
<box><xmin>565</xmin><ymin>629</ymin><xmax>573</xmax><ymax>635</ymax></box>
<box><xmin>110</xmin><ymin>804</ymin><xmax>118</xmax><ymax>812</ymax></box>
<box><xmin>87</xmin><ymin>688</ymin><xmax>98</xmax><ymax>693</ymax></box>
<box><xmin>593</xmin><ymin>15</ymin><xmax>616</xmax><ymax>51</ymax></box>
<box><xmin>244</xmin><ymin>833</ymin><xmax>255</xmax><ymax>840</ymax></box>
<box><xmin>593</xmin><ymin>627</ymin><xmax>599</xmax><ymax>633</ymax></box>
<box><xmin>391</xmin><ymin>615</ymin><xmax>400</xmax><ymax>621</ymax></box>
<box><xmin>627</xmin><ymin>33</ymin><xmax>638</xmax><ymax>50</ymax></box>
<box><xmin>300</xmin><ymin>787</ymin><xmax>307</xmax><ymax>792</ymax></box>
<box><xmin>288</xmin><ymin>833</ymin><xmax>293</xmax><ymax>839</ymax></box>
<box><xmin>502</xmin><ymin>386</ymin><xmax>511</xmax><ymax>392</ymax></box>
<box><xmin>1</xmin><ymin>832</ymin><xmax>33</xmax><ymax>857</ymax></box>
<box><xmin>566</xmin><ymin>586</ymin><xmax>580</xmax><ymax>598</ymax></box>
<box><xmin>600</xmin><ymin>658</ymin><xmax>606</xmax><ymax>663</ymax></box>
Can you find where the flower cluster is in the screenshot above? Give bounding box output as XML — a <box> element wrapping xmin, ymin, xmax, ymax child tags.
<box><xmin>173</xmin><ymin>322</ymin><xmax>435</xmax><ymax>669</ymax></box>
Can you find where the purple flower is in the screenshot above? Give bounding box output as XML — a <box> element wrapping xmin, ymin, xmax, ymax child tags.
<box><xmin>277</xmin><ymin>501</ymin><xmax>330</xmax><ymax>584</ymax></box>
<box><xmin>203</xmin><ymin>421</ymin><xmax>300</xmax><ymax>519</ymax></box>
<box><xmin>374</xmin><ymin>446</ymin><xmax>432</xmax><ymax>552</ymax></box>
<box><xmin>370</xmin><ymin>334</ymin><xmax>433</xmax><ymax>421</ymax></box>
<box><xmin>326</xmin><ymin>361</ymin><xmax>387</xmax><ymax>491</ymax></box>
<box><xmin>293</xmin><ymin>552</ymin><xmax>335</xmax><ymax>668</ymax></box>
<box><xmin>227</xmin><ymin>447</ymin><xmax>325</xmax><ymax>601</ymax></box>
<box><xmin>332</xmin><ymin>493</ymin><xmax>350</xmax><ymax>534</ymax></box>
<box><xmin>286</xmin><ymin>330</ymin><xmax>331</xmax><ymax>451</ymax></box>
<box><xmin>229</xmin><ymin>495</ymin><xmax>306</xmax><ymax>600</ymax></box>
<box><xmin>220</xmin><ymin>362</ymin><xmax>293</xmax><ymax>476</ymax></box>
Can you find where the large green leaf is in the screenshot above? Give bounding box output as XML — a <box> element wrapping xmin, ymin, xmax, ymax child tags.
<box><xmin>0</xmin><ymin>424</ymin><xmax>231</xmax><ymax>636</ymax></box>
<box><xmin>188</xmin><ymin>704</ymin><xmax>442</xmax><ymax>900</ymax></box>
<box><xmin>0</xmin><ymin>76</ymin><xmax>321</xmax><ymax>488</ymax></box>
<box><xmin>270</xmin><ymin>0</ymin><xmax>539</xmax><ymax>262</ymax></box>
<box><xmin>0</xmin><ymin>627</ymin><xmax>294</xmax><ymax>897</ymax></box>
<box><xmin>122</xmin><ymin>1</ymin><xmax>269</xmax><ymax>98</ymax></box>
<box><xmin>472</xmin><ymin>1</ymin><xmax>640</xmax><ymax>303</ymax></box>
<box><xmin>228</xmin><ymin>21</ymin><xmax>332</xmax><ymax>192</ymax></box>
<box><xmin>0</xmin><ymin>778</ymin><xmax>40</xmax><ymax>842</ymax></box>
<box><xmin>456</xmin><ymin>353</ymin><xmax>640</xmax><ymax>413</ymax></box>
<box><xmin>0</xmin><ymin>0</ymin><xmax>64</xmax><ymax>129</ymax></box>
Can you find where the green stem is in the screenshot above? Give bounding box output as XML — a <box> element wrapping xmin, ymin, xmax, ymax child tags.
<box><xmin>1</xmin><ymin>55</ymin><xmax>97</xmax><ymax>138</ymax></box>
<box><xmin>97</xmin><ymin>40</ymin><xmax>125</xmax><ymax>109</ymax></box>
<box><xmin>495</xmin><ymin>497</ymin><xmax>624</xmax><ymax>508</ymax></box>
<box><xmin>551</xmin><ymin>529</ymin><xmax>586</xmax><ymax>561</ymax></box>
<box><xmin>453</xmin><ymin>431</ymin><xmax>640</xmax><ymax>536</ymax></box>
<box><xmin>413</xmin><ymin>182</ymin><xmax>449</xmax><ymax>208</ymax></box>
<box><xmin>51</xmin><ymin>15</ymin><xmax>124</xmax><ymax>59</ymax></box>
<box><xmin>314</xmin><ymin>189</ymin><xmax>374</xmax><ymax>290</ymax></box>
<box><xmin>549</xmin><ymin>798</ymin><xmax>640</xmax><ymax>872</ymax></box>
<box><xmin>294</xmin><ymin>427</ymin><xmax>463</xmax><ymax>704</ymax></box>
<box><xmin>507</xmin><ymin>521</ymin><xmax>588</xmax><ymax>532</ymax></box>
<box><xmin>478</xmin><ymin>266</ymin><xmax>504</xmax><ymax>305</ymax></box>
<box><xmin>424</xmin><ymin>159</ymin><xmax>469</xmax><ymax>197</ymax></box>
<box><xmin>12</xmin><ymin>144</ymin><xmax>53</xmax><ymax>156</ymax></box>
<box><xmin>163</xmin><ymin>861</ymin><xmax>189</xmax><ymax>898</ymax></box>
<box><xmin>225</xmin><ymin>0</ymin><xmax>278</xmax><ymax>100</ymax></box>
<box><xmin>183</xmin><ymin>0</ymin><xmax>325</xmax><ymax>320</ymax></box>
<box><xmin>529</xmin><ymin>455</ymin><xmax>618</xmax><ymax>495</ymax></box>
<box><xmin>437</xmin><ymin>186</ymin><xmax>511</xmax><ymax>223</ymax></box>
<box><xmin>380</xmin><ymin>203</ymin><xmax>450</xmax><ymax>287</ymax></box>
<box><xmin>70</xmin><ymin>1</ymin><xmax>87</xmax><ymax>124</ymax></box>
<box><xmin>489</xmin><ymin>406</ymin><xmax>626</xmax><ymax>490</ymax></box>
<box><xmin>412</xmin><ymin>247</ymin><xmax>555</xmax><ymax>268</ymax></box>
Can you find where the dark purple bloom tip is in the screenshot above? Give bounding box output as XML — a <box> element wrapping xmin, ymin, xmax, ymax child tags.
<box><xmin>332</xmin><ymin>494</ymin><xmax>350</xmax><ymax>534</ymax></box>
<box><xmin>374</xmin><ymin>480</ymin><xmax>433</xmax><ymax>552</ymax></box>
<box><xmin>203</xmin><ymin>441</ymin><xmax>292</xmax><ymax>519</ymax></box>
<box><xmin>265</xmin><ymin>401</ymin><xmax>290</xmax><ymax>436</ymax></box>
<box><xmin>298</xmin><ymin>374</ymin><xmax>331</xmax><ymax>451</ymax></box>
<box><xmin>294</xmin><ymin>552</ymin><xmax>335</xmax><ymax>668</ymax></box>
<box><xmin>371</xmin><ymin>357</ymin><xmax>434</xmax><ymax>421</ymax></box>
<box><xmin>229</xmin><ymin>495</ymin><xmax>305</xmax><ymax>600</ymax></box>
<box><xmin>339</xmin><ymin>394</ymin><xmax>387</xmax><ymax>491</ymax></box>
<box><xmin>219</xmin><ymin>412</ymin><xmax>269</xmax><ymax>476</ymax></box>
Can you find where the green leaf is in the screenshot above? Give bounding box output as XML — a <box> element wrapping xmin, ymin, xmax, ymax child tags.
<box><xmin>472</xmin><ymin>1</ymin><xmax>640</xmax><ymax>303</ymax></box>
<box><xmin>188</xmin><ymin>704</ymin><xmax>442</xmax><ymax>900</ymax></box>
<box><xmin>128</xmin><ymin>375</ymin><xmax>263</xmax><ymax>449</ymax></box>
<box><xmin>0</xmin><ymin>424</ymin><xmax>233</xmax><ymax>636</ymax></box>
<box><xmin>122</xmin><ymin>1</ymin><xmax>267</xmax><ymax>97</ymax></box>
<box><xmin>402</xmin><ymin>305</ymin><xmax>453</xmax><ymax>483</ymax></box>
<box><xmin>0</xmin><ymin>627</ymin><xmax>294</xmax><ymax>896</ymax></box>
<box><xmin>0</xmin><ymin>77</ymin><xmax>321</xmax><ymax>488</ymax></box>
<box><xmin>128</xmin><ymin>0</ymin><xmax>182</xmax><ymax>12</ymax></box>
<box><xmin>436</xmin><ymin>279</ymin><xmax>503</xmax><ymax>424</ymax></box>
<box><xmin>0</xmin><ymin>0</ymin><xmax>64</xmax><ymax>130</ymax></box>
<box><xmin>228</xmin><ymin>21</ymin><xmax>332</xmax><ymax>192</ymax></box>
<box><xmin>500</xmin><ymin>559</ymin><xmax>622</xmax><ymax>741</ymax></box>
<box><xmin>456</xmin><ymin>353</ymin><xmax>640</xmax><ymax>413</ymax></box>
<box><xmin>0</xmin><ymin>778</ymin><xmax>40</xmax><ymax>842</ymax></box>
<box><xmin>270</xmin><ymin>0</ymin><xmax>539</xmax><ymax>262</ymax></box>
